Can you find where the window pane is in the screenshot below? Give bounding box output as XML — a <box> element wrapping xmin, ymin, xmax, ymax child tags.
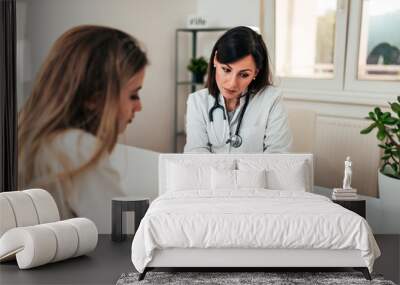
<box><xmin>275</xmin><ymin>0</ymin><xmax>337</xmax><ymax>79</ymax></box>
<box><xmin>358</xmin><ymin>0</ymin><xmax>400</xmax><ymax>81</ymax></box>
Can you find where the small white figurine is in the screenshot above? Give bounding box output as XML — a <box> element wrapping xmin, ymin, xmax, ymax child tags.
<box><xmin>343</xmin><ymin>156</ymin><xmax>352</xmax><ymax>190</ymax></box>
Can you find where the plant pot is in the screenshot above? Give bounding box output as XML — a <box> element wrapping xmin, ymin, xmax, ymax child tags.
<box><xmin>377</xmin><ymin>170</ymin><xmax>400</xmax><ymax>233</ymax></box>
<box><xmin>192</xmin><ymin>72</ymin><xmax>205</xmax><ymax>84</ymax></box>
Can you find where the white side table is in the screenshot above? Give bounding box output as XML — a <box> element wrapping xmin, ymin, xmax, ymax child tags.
<box><xmin>111</xmin><ymin>197</ymin><xmax>149</xmax><ymax>242</ymax></box>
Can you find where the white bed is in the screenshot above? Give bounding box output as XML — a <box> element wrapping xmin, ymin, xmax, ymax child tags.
<box><xmin>131</xmin><ymin>154</ymin><xmax>380</xmax><ymax>280</ymax></box>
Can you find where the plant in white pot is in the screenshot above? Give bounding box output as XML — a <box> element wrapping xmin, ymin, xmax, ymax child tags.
<box><xmin>361</xmin><ymin>95</ymin><xmax>400</xmax><ymax>233</ymax></box>
<box><xmin>361</xmin><ymin>95</ymin><xmax>400</xmax><ymax>178</ymax></box>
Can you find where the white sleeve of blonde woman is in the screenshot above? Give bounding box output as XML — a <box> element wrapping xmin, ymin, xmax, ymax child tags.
<box><xmin>38</xmin><ymin>129</ymin><xmax>125</xmax><ymax>234</ymax></box>
<box><xmin>66</xmin><ymin>152</ymin><xmax>124</xmax><ymax>234</ymax></box>
<box><xmin>183</xmin><ymin>92</ymin><xmax>212</xmax><ymax>153</ymax></box>
<box><xmin>263</xmin><ymin>92</ymin><xmax>293</xmax><ymax>153</ymax></box>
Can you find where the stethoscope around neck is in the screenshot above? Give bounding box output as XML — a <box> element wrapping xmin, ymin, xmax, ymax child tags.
<box><xmin>208</xmin><ymin>93</ymin><xmax>250</xmax><ymax>148</ymax></box>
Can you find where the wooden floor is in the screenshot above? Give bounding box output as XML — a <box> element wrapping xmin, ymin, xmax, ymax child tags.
<box><xmin>0</xmin><ymin>235</ymin><xmax>399</xmax><ymax>285</ymax></box>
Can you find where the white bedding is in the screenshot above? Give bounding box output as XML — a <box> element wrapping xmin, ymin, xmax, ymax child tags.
<box><xmin>131</xmin><ymin>190</ymin><xmax>380</xmax><ymax>273</ymax></box>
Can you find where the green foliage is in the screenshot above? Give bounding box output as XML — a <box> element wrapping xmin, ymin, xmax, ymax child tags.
<box><xmin>187</xmin><ymin>57</ymin><xmax>208</xmax><ymax>75</ymax></box>
<box><xmin>361</xmin><ymin>96</ymin><xmax>400</xmax><ymax>179</ymax></box>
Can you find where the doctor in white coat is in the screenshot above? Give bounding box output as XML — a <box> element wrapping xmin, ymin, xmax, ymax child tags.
<box><xmin>184</xmin><ymin>26</ymin><xmax>292</xmax><ymax>153</ymax></box>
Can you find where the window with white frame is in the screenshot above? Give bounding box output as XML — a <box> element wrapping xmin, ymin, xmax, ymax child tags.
<box><xmin>275</xmin><ymin>0</ymin><xmax>337</xmax><ymax>79</ymax></box>
<box><xmin>357</xmin><ymin>0</ymin><xmax>400</xmax><ymax>82</ymax></box>
<box><xmin>264</xmin><ymin>0</ymin><xmax>400</xmax><ymax>95</ymax></box>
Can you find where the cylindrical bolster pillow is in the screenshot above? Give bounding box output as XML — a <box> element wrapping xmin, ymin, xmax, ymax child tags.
<box><xmin>0</xmin><ymin>191</ymin><xmax>39</xmax><ymax>227</ymax></box>
<box><xmin>0</xmin><ymin>218</ymin><xmax>98</xmax><ymax>269</ymax></box>
<box><xmin>23</xmin><ymin>189</ymin><xmax>60</xmax><ymax>223</ymax></box>
<box><xmin>42</xmin><ymin>222</ymin><xmax>79</xmax><ymax>262</ymax></box>
<box><xmin>0</xmin><ymin>226</ymin><xmax>57</xmax><ymax>268</ymax></box>
<box><xmin>64</xmin><ymin>218</ymin><xmax>98</xmax><ymax>257</ymax></box>
<box><xmin>0</xmin><ymin>189</ymin><xmax>59</xmax><ymax>237</ymax></box>
<box><xmin>0</xmin><ymin>196</ymin><xmax>17</xmax><ymax>237</ymax></box>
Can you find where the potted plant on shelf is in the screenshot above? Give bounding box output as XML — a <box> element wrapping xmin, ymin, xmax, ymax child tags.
<box><xmin>187</xmin><ymin>56</ymin><xmax>208</xmax><ymax>84</ymax></box>
<box><xmin>360</xmin><ymin>96</ymin><xmax>399</xmax><ymax>233</ymax></box>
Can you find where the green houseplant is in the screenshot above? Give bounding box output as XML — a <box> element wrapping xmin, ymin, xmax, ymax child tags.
<box><xmin>187</xmin><ymin>56</ymin><xmax>208</xmax><ymax>84</ymax></box>
<box><xmin>361</xmin><ymin>96</ymin><xmax>400</xmax><ymax>234</ymax></box>
<box><xmin>360</xmin><ymin>95</ymin><xmax>400</xmax><ymax>179</ymax></box>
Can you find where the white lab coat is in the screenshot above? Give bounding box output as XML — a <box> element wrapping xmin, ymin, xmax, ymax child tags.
<box><xmin>184</xmin><ymin>86</ymin><xmax>292</xmax><ymax>153</ymax></box>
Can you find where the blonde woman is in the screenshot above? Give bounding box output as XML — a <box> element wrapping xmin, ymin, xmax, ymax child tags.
<box><xmin>18</xmin><ymin>25</ymin><xmax>148</xmax><ymax>233</ymax></box>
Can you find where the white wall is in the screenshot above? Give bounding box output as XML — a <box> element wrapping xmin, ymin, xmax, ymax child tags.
<box><xmin>194</xmin><ymin>0</ymin><xmax>261</xmax><ymax>59</ymax></box>
<box><xmin>196</xmin><ymin>0</ymin><xmax>260</xmax><ymax>28</ymax></box>
<box><xmin>20</xmin><ymin>0</ymin><xmax>196</xmax><ymax>153</ymax></box>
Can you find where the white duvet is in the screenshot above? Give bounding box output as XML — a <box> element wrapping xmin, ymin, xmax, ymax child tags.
<box><xmin>131</xmin><ymin>190</ymin><xmax>380</xmax><ymax>273</ymax></box>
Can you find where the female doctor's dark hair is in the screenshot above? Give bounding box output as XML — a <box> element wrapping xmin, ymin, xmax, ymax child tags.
<box><xmin>206</xmin><ymin>26</ymin><xmax>272</xmax><ymax>97</ymax></box>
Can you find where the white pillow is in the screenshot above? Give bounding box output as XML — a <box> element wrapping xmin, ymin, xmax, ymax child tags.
<box><xmin>266</xmin><ymin>162</ymin><xmax>307</xmax><ymax>191</ymax></box>
<box><xmin>211</xmin><ymin>168</ymin><xmax>267</xmax><ymax>190</ymax></box>
<box><xmin>237</xmin><ymin>169</ymin><xmax>267</xmax><ymax>188</ymax></box>
<box><xmin>167</xmin><ymin>163</ymin><xmax>209</xmax><ymax>191</ymax></box>
<box><xmin>237</xmin><ymin>159</ymin><xmax>309</xmax><ymax>191</ymax></box>
<box><xmin>166</xmin><ymin>160</ymin><xmax>235</xmax><ymax>191</ymax></box>
<box><xmin>211</xmin><ymin>168</ymin><xmax>236</xmax><ymax>190</ymax></box>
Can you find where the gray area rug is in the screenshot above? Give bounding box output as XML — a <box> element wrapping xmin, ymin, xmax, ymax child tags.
<box><xmin>116</xmin><ymin>271</ymin><xmax>396</xmax><ymax>285</ymax></box>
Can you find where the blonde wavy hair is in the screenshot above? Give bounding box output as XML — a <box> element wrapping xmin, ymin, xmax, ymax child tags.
<box><xmin>18</xmin><ymin>25</ymin><xmax>148</xmax><ymax>188</ymax></box>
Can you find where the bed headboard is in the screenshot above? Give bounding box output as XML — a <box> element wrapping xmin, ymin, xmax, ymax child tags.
<box><xmin>159</xmin><ymin>153</ymin><xmax>314</xmax><ymax>195</ymax></box>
